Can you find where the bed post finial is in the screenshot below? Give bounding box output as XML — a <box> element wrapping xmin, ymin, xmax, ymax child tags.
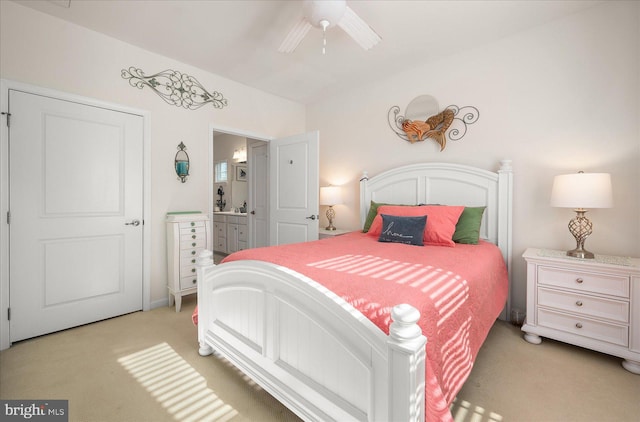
<box><xmin>387</xmin><ymin>304</ymin><xmax>426</xmax><ymax>422</ymax></box>
<box><xmin>389</xmin><ymin>304</ymin><xmax>422</xmax><ymax>341</ymax></box>
<box><xmin>197</xmin><ymin>249</ymin><xmax>214</xmax><ymax>267</ymax></box>
<box><xmin>499</xmin><ymin>159</ymin><xmax>512</xmax><ymax>172</ymax></box>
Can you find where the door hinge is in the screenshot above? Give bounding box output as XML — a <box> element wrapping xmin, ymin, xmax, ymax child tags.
<box><xmin>6</xmin><ymin>211</ymin><xmax>10</xmax><ymax>225</ymax></box>
<box><xmin>7</xmin><ymin>308</ymin><xmax>10</xmax><ymax>321</ymax></box>
<box><xmin>1</xmin><ymin>111</ymin><xmax>10</xmax><ymax>127</ymax></box>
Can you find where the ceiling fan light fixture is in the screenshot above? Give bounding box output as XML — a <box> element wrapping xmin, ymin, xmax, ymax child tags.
<box><xmin>278</xmin><ymin>0</ymin><xmax>381</xmax><ymax>54</ymax></box>
<box><xmin>303</xmin><ymin>0</ymin><xmax>346</xmax><ymax>29</ymax></box>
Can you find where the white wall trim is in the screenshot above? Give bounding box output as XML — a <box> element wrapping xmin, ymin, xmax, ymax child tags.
<box><xmin>0</xmin><ymin>79</ymin><xmax>152</xmax><ymax>350</ymax></box>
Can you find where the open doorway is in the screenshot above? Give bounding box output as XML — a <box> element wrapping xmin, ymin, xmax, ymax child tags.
<box><xmin>210</xmin><ymin>128</ymin><xmax>269</xmax><ymax>257</ymax></box>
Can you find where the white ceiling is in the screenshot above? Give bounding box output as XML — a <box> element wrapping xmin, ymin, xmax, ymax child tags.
<box><xmin>14</xmin><ymin>0</ymin><xmax>601</xmax><ymax>104</ymax></box>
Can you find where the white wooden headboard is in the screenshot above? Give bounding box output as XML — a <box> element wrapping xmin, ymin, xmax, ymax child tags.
<box><xmin>359</xmin><ymin>160</ymin><xmax>513</xmax><ymax>318</ymax></box>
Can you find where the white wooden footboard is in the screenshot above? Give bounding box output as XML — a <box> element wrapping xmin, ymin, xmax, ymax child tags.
<box><xmin>196</xmin><ymin>250</ymin><xmax>427</xmax><ymax>422</ymax></box>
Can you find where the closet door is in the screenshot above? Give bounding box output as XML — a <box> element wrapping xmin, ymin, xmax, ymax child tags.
<box><xmin>9</xmin><ymin>89</ymin><xmax>144</xmax><ymax>342</ymax></box>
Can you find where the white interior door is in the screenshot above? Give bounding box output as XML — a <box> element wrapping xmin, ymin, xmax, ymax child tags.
<box><xmin>269</xmin><ymin>131</ymin><xmax>319</xmax><ymax>245</ymax></box>
<box><xmin>9</xmin><ymin>89</ymin><xmax>144</xmax><ymax>342</ymax></box>
<box><xmin>249</xmin><ymin>141</ymin><xmax>269</xmax><ymax>248</ymax></box>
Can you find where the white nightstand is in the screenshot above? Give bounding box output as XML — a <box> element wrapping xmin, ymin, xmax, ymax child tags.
<box><xmin>522</xmin><ymin>248</ymin><xmax>640</xmax><ymax>374</ymax></box>
<box><xmin>318</xmin><ymin>228</ymin><xmax>350</xmax><ymax>239</ymax></box>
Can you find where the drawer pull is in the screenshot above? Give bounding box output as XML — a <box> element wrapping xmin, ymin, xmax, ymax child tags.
<box><xmin>192</xmin><ymin>235</ymin><xmax>196</xmax><ymax>239</ymax></box>
<box><xmin>191</xmin><ymin>251</ymin><xmax>196</xmax><ymax>255</ymax></box>
<box><xmin>192</xmin><ymin>279</ymin><xmax>197</xmax><ymax>284</ymax></box>
<box><xmin>191</xmin><ymin>268</ymin><xmax>196</xmax><ymax>273</ymax></box>
<box><xmin>191</xmin><ymin>222</ymin><xmax>195</xmax><ymax>226</ymax></box>
<box><xmin>576</xmin><ymin>278</ymin><xmax>584</xmax><ymax>284</ymax></box>
<box><xmin>191</xmin><ymin>228</ymin><xmax>196</xmax><ymax>233</ymax></box>
<box><xmin>191</xmin><ymin>259</ymin><xmax>196</xmax><ymax>264</ymax></box>
<box><xmin>576</xmin><ymin>300</ymin><xmax>583</xmax><ymax>307</ymax></box>
<box><xmin>575</xmin><ymin>322</ymin><xmax>583</xmax><ymax>329</ymax></box>
<box><xmin>192</xmin><ymin>242</ymin><xmax>196</xmax><ymax>247</ymax></box>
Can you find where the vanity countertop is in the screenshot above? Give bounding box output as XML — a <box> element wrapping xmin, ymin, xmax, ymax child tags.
<box><xmin>214</xmin><ymin>211</ymin><xmax>247</xmax><ymax>216</ymax></box>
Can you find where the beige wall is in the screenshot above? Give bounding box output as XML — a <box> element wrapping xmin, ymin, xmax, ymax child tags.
<box><xmin>0</xmin><ymin>1</ymin><xmax>306</xmax><ymax>306</ymax></box>
<box><xmin>1</xmin><ymin>1</ymin><xmax>638</xmax><ymax>316</ymax></box>
<box><xmin>308</xmin><ymin>1</ymin><xmax>640</xmax><ymax>311</ymax></box>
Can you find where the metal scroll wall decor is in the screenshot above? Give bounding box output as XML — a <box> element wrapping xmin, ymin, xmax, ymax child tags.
<box><xmin>121</xmin><ymin>67</ymin><xmax>228</xmax><ymax>110</ymax></box>
<box><xmin>388</xmin><ymin>95</ymin><xmax>479</xmax><ymax>151</ymax></box>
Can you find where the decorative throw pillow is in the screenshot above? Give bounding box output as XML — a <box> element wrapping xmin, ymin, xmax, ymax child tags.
<box><xmin>362</xmin><ymin>201</ymin><xmax>413</xmax><ymax>232</ymax></box>
<box><xmin>378</xmin><ymin>214</ymin><xmax>427</xmax><ymax>246</ymax></box>
<box><xmin>368</xmin><ymin>205</ymin><xmax>464</xmax><ymax>247</ymax></box>
<box><xmin>453</xmin><ymin>206</ymin><xmax>486</xmax><ymax>244</ymax></box>
<box><xmin>362</xmin><ymin>201</ymin><xmax>387</xmax><ymax>233</ymax></box>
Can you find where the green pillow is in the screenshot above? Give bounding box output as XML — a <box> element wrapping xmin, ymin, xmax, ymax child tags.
<box><xmin>362</xmin><ymin>200</ymin><xmax>386</xmax><ymax>233</ymax></box>
<box><xmin>453</xmin><ymin>206</ymin><xmax>486</xmax><ymax>244</ymax></box>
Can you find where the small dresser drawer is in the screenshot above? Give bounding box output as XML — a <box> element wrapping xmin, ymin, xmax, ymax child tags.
<box><xmin>538</xmin><ymin>266</ymin><xmax>629</xmax><ymax>298</ymax></box>
<box><xmin>180</xmin><ymin>231</ymin><xmax>206</xmax><ymax>242</ymax></box>
<box><xmin>179</xmin><ymin>274</ymin><xmax>198</xmax><ymax>290</ymax></box>
<box><xmin>180</xmin><ymin>239</ymin><xmax>206</xmax><ymax>250</ymax></box>
<box><xmin>178</xmin><ymin>221</ymin><xmax>206</xmax><ymax>229</ymax></box>
<box><xmin>180</xmin><ymin>255</ymin><xmax>198</xmax><ymax>267</ymax></box>
<box><xmin>537</xmin><ymin>308</ymin><xmax>628</xmax><ymax>347</ymax></box>
<box><xmin>538</xmin><ymin>288</ymin><xmax>629</xmax><ymax>323</ymax></box>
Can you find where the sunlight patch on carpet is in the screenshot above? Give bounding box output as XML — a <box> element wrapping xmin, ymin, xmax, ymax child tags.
<box><xmin>451</xmin><ymin>397</ymin><xmax>503</xmax><ymax>422</ymax></box>
<box><xmin>118</xmin><ymin>342</ymin><xmax>238</xmax><ymax>422</ymax></box>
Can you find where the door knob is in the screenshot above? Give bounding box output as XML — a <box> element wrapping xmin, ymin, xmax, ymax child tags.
<box><xmin>306</xmin><ymin>215</ymin><xmax>318</xmax><ymax>220</ymax></box>
<box><xmin>250</xmin><ymin>210</ymin><xmax>256</xmax><ymax>215</ymax></box>
<box><xmin>125</xmin><ymin>219</ymin><xmax>141</xmax><ymax>226</ymax></box>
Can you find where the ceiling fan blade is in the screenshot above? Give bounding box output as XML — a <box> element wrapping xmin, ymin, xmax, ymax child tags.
<box><xmin>337</xmin><ymin>6</ymin><xmax>381</xmax><ymax>50</ymax></box>
<box><xmin>278</xmin><ymin>17</ymin><xmax>313</xmax><ymax>53</ymax></box>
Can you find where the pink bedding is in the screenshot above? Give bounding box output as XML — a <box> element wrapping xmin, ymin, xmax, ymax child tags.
<box><xmin>195</xmin><ymin>231</ymin><xmax>508</xmax><ymax>421</ymax></box>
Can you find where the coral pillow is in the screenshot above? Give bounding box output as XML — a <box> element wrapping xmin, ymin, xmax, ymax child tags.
<box><xmin>368</xmin><ymin>205</ymin><xmax>464</xmax><ymax>247</ymax></box>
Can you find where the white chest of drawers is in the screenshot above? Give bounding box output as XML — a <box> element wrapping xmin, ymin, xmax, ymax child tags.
<box><xmin>166</xmin><ymin>213</ymin><xmax>210</xmax><ymax>311</ymax></box>
<box><xmin>522</xmin><ymin>248</ymin><xmax>640</xmax><ymax>374</ymax></box>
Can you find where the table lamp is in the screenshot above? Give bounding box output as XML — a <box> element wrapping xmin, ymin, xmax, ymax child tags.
<box><xmin>320</xmin><ymin>186</ymin><xmax>342</xmax><ymax>231</ymax></box>
<box><xmin>550</xmin><ymin>172</ymin><xmax>613</xmax><ymax>259</ymax></box>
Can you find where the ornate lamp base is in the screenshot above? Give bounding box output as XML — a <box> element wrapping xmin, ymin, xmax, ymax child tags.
<box><xmin>325</xmin><ymin>206</ymin><xmax>336</xmax><ymax>231</ymax></box>
<box><xmin>566</xmin><ymin>209</ymin><xmax>594</xmax><ymax>259</ymax></box>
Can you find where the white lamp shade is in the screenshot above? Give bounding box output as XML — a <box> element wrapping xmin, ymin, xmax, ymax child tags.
<box><xmin>550</xmin><ymin>173</ymin><xmax>613</xmax><ymax>209</ymax></box>
<box><xmin>320</xmin><ymin>186</ymin><xmax>342</xmax><ymax>206</ymax></box>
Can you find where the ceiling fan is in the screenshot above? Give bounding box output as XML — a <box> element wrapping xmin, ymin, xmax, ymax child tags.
<box><xmin>278</xmin><ymin>0</ymin><xmax>381</xmax><ymax>54</ymax></box>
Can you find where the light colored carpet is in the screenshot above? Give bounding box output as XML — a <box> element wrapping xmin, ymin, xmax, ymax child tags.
<box><xmin>1</xmin><ymin>295</ymin><xmax>638</xmax><ymax>421</ymax></box>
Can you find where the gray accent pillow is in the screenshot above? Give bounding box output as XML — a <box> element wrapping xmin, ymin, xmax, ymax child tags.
<box><xmin>378</xmin><ymin>214</ymin><xmax>427</xmax><ymax>246</ymax></box>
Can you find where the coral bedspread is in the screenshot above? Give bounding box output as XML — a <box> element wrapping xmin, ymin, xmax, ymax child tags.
<box><xmin>194</xmin><ymin>231</ymin><xmax>508</xmax><ymax>421</ymax></box>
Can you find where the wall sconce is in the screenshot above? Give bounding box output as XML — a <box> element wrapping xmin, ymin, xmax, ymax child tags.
<box><xmin>320</xmin><ymin>185</ymin><xmax>342</xmax><ymax>230</ymax></box>
<box><xmin>550</xmin><ymin>171</ymin><xmax>613</xmax><ymax>259</ymax></box>
<box><xmin>175</xmin><ymin>142</ymin><xmax>190</xmax><ymax>183</ymax></box>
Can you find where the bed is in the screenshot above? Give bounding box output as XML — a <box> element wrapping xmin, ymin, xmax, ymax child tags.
<box><xmin>195</xmin><ymin>160</ymin><xmax>513</xmax><ymax>421</ymax></box>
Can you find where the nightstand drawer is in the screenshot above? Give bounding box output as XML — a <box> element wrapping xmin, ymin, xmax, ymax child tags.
<box><xmin>538</xmin><ymin>288</ymin><xmax>629</xmax><ymax>323</ymax></box>
<box><xmin>538</xmin><ymin>266</ymin><xmax>629</xmax><ymax>298</ymax></box>
<box><xmin>537</xmin><ymin>308</ymin><xmax>628</xmax><ymax>347</ymax></box>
